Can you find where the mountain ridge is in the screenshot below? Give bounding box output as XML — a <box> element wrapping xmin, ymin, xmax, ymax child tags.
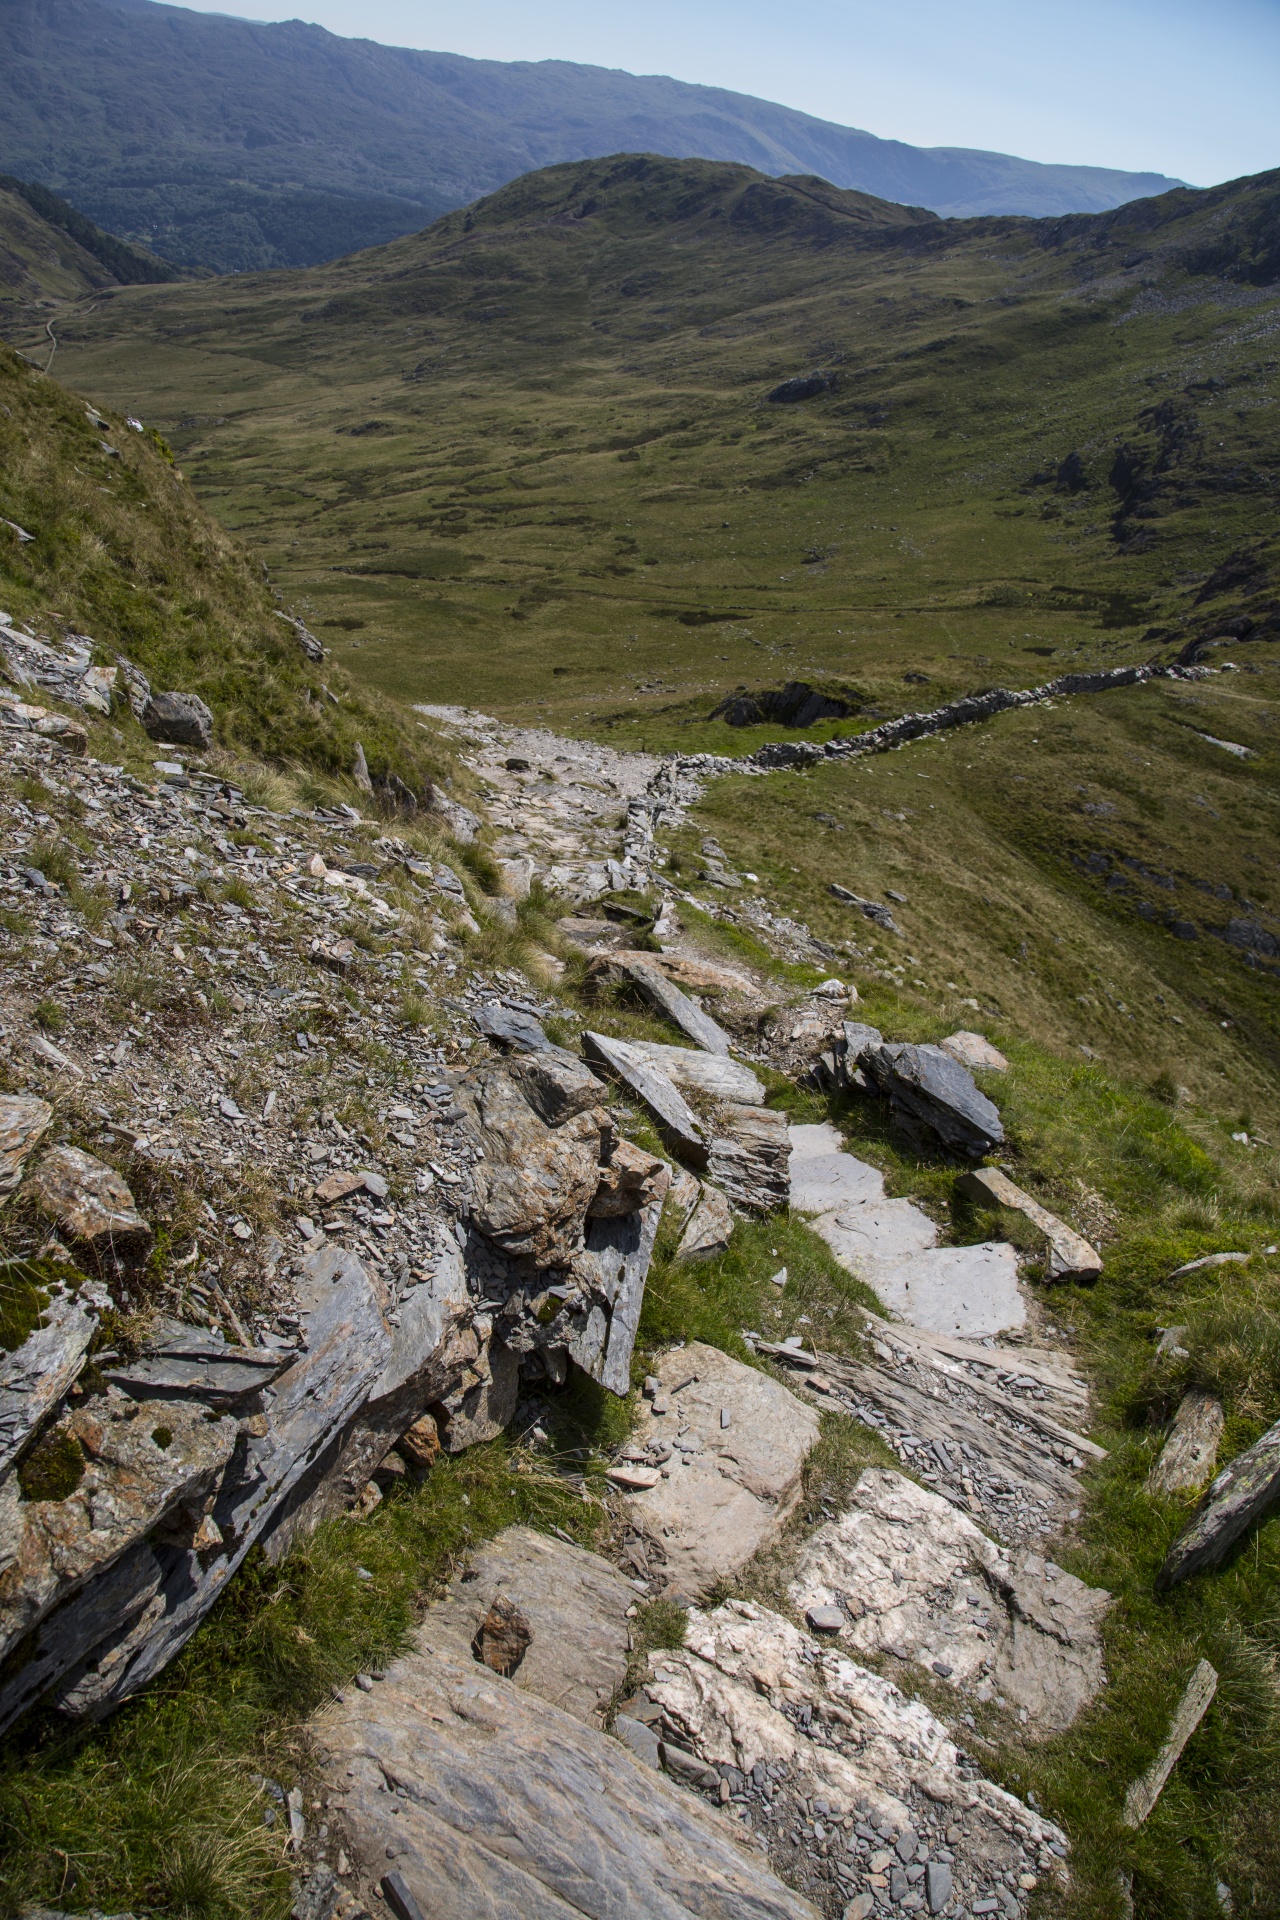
<box><xmin>0</xmin><ymin>0</ymin><xmax>1185</xmax><ymax>272</ymax></box>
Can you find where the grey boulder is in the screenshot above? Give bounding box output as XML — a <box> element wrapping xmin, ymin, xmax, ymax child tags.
<box><xmin>141</xmin><ymin>690</ymin><xmax>214</xmax><ymax>751</ymax></box>
<box><xmin>861</xmin><ymin>1042</ymin><xmax>1003</xmax><ymax>1158</ymax></box>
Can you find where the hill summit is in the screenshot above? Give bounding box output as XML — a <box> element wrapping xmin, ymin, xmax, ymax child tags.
<box><xmin>2</xmin><ymin>0</ymin><xmax>1184</xmax><ymax>271</ymax></box>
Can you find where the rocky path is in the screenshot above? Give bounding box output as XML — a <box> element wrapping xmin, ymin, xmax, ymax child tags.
<box><xmin>0</xmin><ymin>676</ymin><xmax>1123</xmax><ymax>1920</ymax></box>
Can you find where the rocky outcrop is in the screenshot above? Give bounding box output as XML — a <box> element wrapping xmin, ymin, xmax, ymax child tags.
<box><xmin>789</xmin><ymin>1469</ymin><xmax>1110</xmax><ymax>1733</ymax></box>
<box><xmin>707</xmin><ymin>1104</ymin><xmax>791</xmax><ymax>1213</ymax></box>
<box><xmin>23</xmin><ymin>1147</ymin><xmax>153</xmax><ymax>1270</ymax></box>
<box><xmin>956</xmin><ymin>1167</ymin><xmax>1102</xmax><ymax>1281</ymax></box>
<box><xmin>314</xmin><ymin>1634</ymin><xmax>817</xmax><ymax>1920</ymax></box>
<box><xmin>0</xmin><ymin>1094</ymin><xmax>51</xmax><ymax>1196</ymax></box>
<box><xmin>457</xmin><ymin>1063</ymin><xmax>607</xmax><ymax>1268</ymax></box>
<box><xmin>141</xmin><ymin>689</ymin><xmax>214</xmax><ymax>751</ymax></box>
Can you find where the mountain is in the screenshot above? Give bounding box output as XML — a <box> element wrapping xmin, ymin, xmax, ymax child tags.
<box><xmin>0</xmin><ymin>172</ymin><xmax>180</xmax><ymax>335</ymax></box>
<box><xmin>0</xmin><ymin>0</ymin><xmax>1185</xmax><ymax>272</ymax></box>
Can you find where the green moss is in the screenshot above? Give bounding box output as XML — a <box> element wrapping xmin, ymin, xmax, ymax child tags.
<box><xmin>0</xmin><ymin>1263</ymin><xmax>51</xmax><ymax>1355</ymax></box>
<box><xmin>17</xmin><ymin>1428</ymin><xmax>85</xmax><ymax>1504</ymax></box>
<box><xmin>151</xmin><ymin>1426</ymin><xmax>174</xmax><ymax>1451</ymax></box>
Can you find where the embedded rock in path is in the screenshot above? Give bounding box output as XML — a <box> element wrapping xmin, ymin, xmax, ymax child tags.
<box><xmin>1157</xmin><ymin>1413</ymin><xmax>1280</xmax><ymax>1589</ymax></box>
<box><xmin>141</xmin><ymin>689</ymin><xmax>214</xmax><ymax>751</ymax></box>
<box><xmin>941</xmin><ymin>1030</ymin><xmax>1009</xmax><ymax>1073</ymax></box>
<box><xmin>861</xmin><ymin>1043</ymin><xmax>1004</xmax><ymax>1159</ymax></box>
<box><xmin>1146</xmin><ymin>1391</ymin><xmax>1225</xmax><ymax>1496</ymax></box>
<box><xmin>23</xmin><ymin>1146</ymin><xmax>153</xmax><ymax>1268</ymax></box>
<box><xmin>314</xmin><ymin>1635</ymin><xmax>817</xmax><ymax>1920</ymax></box>
<box><xmin>420</xmin><ymin>1525</ymin><xmax>634</xmax><ymax>1726</ymax></box>
<box><xmin>957</xmin><ymin>1166</ymin><xmax>1102</xmax><ymax>1281</ymax></box>
<box><xmin>0</xmin><ymin>1094</ymin><xmax>52</xmax><ymax>1195</ymax></box>
<box><xmin>707</xmin><ymin>1104</ymin><xmax>791</xmax><ymax>1213</ymax></box>
<box><xmin>583</xmin><ymin>1030</ymin><xmax>708</xmax><ymax>1164</ymax></box>
<box><xmin>643</xmin><ymin>1596</ymin><xmax>1068</xmax><ymax>1901</ymax></box>
<box><xmin>789</xmin><ymin>1468</ymin><xmax>1110</xmax><ymax>1733</ymax></box>
<box><xmin>622</xmin><ymin>1342</ymin><xmax>820</xmax><ymax>1593</ymax></box>
<box><xmin>675</xmin><ymin>1181</ymin><xmax>734</xmax><ymax>1262</ymax></box>
<box><xmin>788</xmin><ymin>1125</ymin><xmax>1025</xmax><ymax>1338</ymax></box>
<box><xmin>630</xmin><ymin>1041</ymin><xmax>766</xmax><ymax>1105</ymax></box>
<box><xmin>0</xmin><ymin>1274</ymin><xmax>104</xmax><ymax>1480</ymax></box>
<box><xmin>458</xmin><ymin>1064</ymin><xmax>607</xmax><ymax>1268</ymax></box>
<box><xmin>0</xmin><ymin>1394</ymin><xmax>239</xmax><ymax>1666</ymax></box>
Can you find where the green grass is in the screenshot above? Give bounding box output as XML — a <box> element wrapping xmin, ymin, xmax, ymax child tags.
<box><xmin>37</xmin><ymin>157</ymin><xmax>1278</xmax><ymax>755</ymax></box>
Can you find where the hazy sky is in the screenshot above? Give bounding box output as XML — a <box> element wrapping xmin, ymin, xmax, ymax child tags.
<box><xmin>173</xmin><ymin>0</ymin><xmax>1278</xmax><ymax>186</ymax></box>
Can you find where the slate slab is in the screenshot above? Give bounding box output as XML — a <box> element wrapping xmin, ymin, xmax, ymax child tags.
<box><xmin>314</xmin><ymin>1639</ymin><xmax>817</xmax><ymax>1920</ymax></box>
<box><xmin>420</xmin><ymin>1526</ymin><xmax>633</xmax><ymax>1727</ymax></box>
<box><xmin>624</xmin><ymin>1342</ymin><xmax>820</xmax><ymax>1592</ymax></box>
<box><xmin>583</xmin><ymin>1031</ymin><xmax>708</xmax><ymax>1164</ymax></box>
<box><xmin>861</xmin><ymin>1043</ymin><xmax>1004</xmax><ymax>1159</ymax></box>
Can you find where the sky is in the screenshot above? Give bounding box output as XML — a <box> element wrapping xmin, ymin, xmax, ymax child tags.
<box><xmin>170</xmin><ymin>0</ymin><xmax>1280</xmax><ymax>186</ymax></box>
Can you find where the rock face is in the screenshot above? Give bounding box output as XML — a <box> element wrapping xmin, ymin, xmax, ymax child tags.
<box><xmin>675</xmin><ymin>1182</ymin><xmax>734</xmax><ymax>1262</ymax></box>
<box><xmin>421</xmin><ymin>1526</ymin><xmax>634</xmax><ymax>1726</ymax></box>
<box><xmin>0</xmin><ymin>1242</ymin><xmax>480</xmax><ymax>1732</ymax></box>
<box><xmin>789</xmin><ymin>1469</ymin><xmax>1110</xmax><ymax>1733</ymax></box>
<box><xmin>861</xmin><ymin>1043</ymin><xmax>1004</xmax><ymax>1159</ymax></box>
<box><xmin>642</xmin><ymin>1597</ymin><xmax>1067</xmax><ymax>1909</ymax></box>
<box><xmin>459</xmin><ymin>1065</ymin><xmax>607</xmax><ymax>1268</ymax></box>
<box><xmin>707</xmin><ymin>1104</ymin><xmax>791</xmax><ymax>1213</ymax></box>
<box><xmin>314</xmin><ymin>1636</ymin><xmax>817</xmax><ymax>1920</ymax></box>
<box><xmin>583</xmin><ymin>1030</ymin><xmax>708</xmax><ymax>1164</ymax></box>
<box><xmin>621</xmin><ymin>1343</ymin><xmax>820</xmax><ymax>1594</ymax></box>
<box><xmin>0</xmin><ymin>1271</ymin><xmax>104</xmax><ymax>1479</ymax></box>
<box><xmin>24</xmin><ymin>1147</ymin><xmax>153</xmax><ymax>1268</ymax></box>
<box><xmin>0</xmin><ymin>1094</ymin><xmax>52</xmax><ymax>1196</ymax></box>
<box><xmin>0</xmin><ymin>1393</ymin><xmax>239</xmax><ymax>1669</ymax></box>
<box><xmin>141</xmin><ymin>690</ymin><xmax>214</xmax><ymax>751</ymax></box>
<box><xmin>940</xmin><ymin>1031</ymin><xmax>1009</xmax><ymax>1073</ymax></box>
<box><xmin>630</xmin><ymin>1042</ymin><xmax>766</xmax><ymax>1105</ymax></box>
<box><xmin>1157</xmin><ymin>1413</ymin><xmax>1280</xmax><ymax>1589</ymax></box>
<box><xmin>1146</xmin><ymin>1391</ymin><xmax>1225</xmax><ymax>1496</ymax></box>
<box><xmin>587</xmin><ymin>1139</ymin><xmax>669</xmax><ymax>1217</ymax></box>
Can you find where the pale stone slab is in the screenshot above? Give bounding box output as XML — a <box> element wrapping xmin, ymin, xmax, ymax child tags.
<box><xmin>940</xmin><ymin>1031</ymin><xmax>1009</xmax><ymax>1073</ymax></box>
<box><xmin>583</xmin><ymin>1030</ymin><xmax>708</xmax><ymax>1163</ymax></box>
<box><xmin>645</xmin><ymin>1598</ymin><xmax>1069</xmax><ymax>1871</ymax></box>
<box><xmin>631</xmin><ymin>1042</ymin><xmax>765</xmax><ymax>1105</ymax></box>
<box><xmin>1147</xmin><ymin>1392</ymin><xmax>1225</xmax><ymax>1496</ymax></box>
<box><xmin>674</xmin><ymin>1182</ymin><xmax>733</xmax><ymax>1262</ymax></box>
<box><xmin>1122</xmin><ymin>1659</ymin><xmax>1218</xmax><ymax>1826</ymax></box>
<box><xmin>420</xmin><ymin>1525</ymin><xmax>634</xmax><ymax>1727</ymax></box>
<box><xmin>867</xmin><ymin>1243</ymin><xmax>1026</xmax><ymax>1338</ymax></box>
<box><xmin>314</xmin><ymin>1638</ymin><xmax>818</xmax><ymax>1920</ymax></box>
<box><xmin>957</xmin><ymin>1166</ymin><xmax>1102</xmax><ymax>1281</ymax></box>
<box><xmin>789</xmin><ymin>1468</ymin><xmax>1110</xmax><ymax>1733</ymax></box>
<box><xmin>707</xmin><ymin>1103</ymin><xmax>790</xmax><ymax>1212</ymax></box>
<box><xmin>624</xmin><ymin>1342</ymin><xmax>820</xmax><ymax>1593</ymax></box>
<box><xmin>787</xmin><ymin>1124</ymin><xmax>885</xmax><ymax>1212</ymax></box>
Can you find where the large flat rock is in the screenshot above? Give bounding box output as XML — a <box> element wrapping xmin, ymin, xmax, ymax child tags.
<box><xmin>315</xmin><ymin>1637</ymin><xmax>817</xmax><ymax>1920</ymax></box>
<box><xmin>789</xmin><ymin>1126</ymin><xmax>1026</xmax><ymax>1338</ymax></box>
<box><xmin>642</xmin><ymin>1597</ymin><xmax>1068</xmax><ymax>1916</ymax></box>
<box><xmin>631</xmin><ymin>1042</ymin><xmax>766</xmax><ymax>1106</ymax></box>
<box><xmin>623</xmin><ymin>1343</ymin><xmax>820</xmax><ymax>1594</ymax></box>
<box><xmin>789</xmin><ymin>1469</ymin><xmax>1110</xmax><ymax>1733</ymax></box>
<box><xmin>419</xmin><ymin>1526</ymin><xmax>634</xmax><ymax>1728</ymax></box>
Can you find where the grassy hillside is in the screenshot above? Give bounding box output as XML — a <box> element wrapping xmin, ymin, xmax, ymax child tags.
<box><xmin>0</xmin><ymin>0</ymin><xmax>1180</xmax><ymax>274</ymax></box>
<box><xmin>0</xmin><ymin>341</ymin><xmax>446</xmax><ymax>797</ymax></box>
<box><xmin>34</xmin><ymin>155</ymin><xmax>1280</xmax><ymax>1123</ymax></box>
